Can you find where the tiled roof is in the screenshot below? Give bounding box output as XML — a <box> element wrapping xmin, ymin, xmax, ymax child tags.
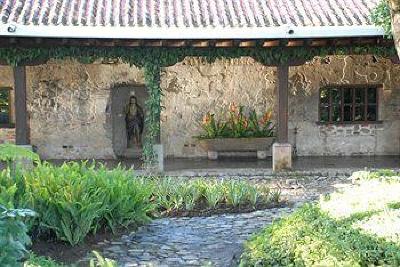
<box><xmin>0</xmin><ymin>0</ymin><xmax>380</xmax><ymax>28</ymax></box>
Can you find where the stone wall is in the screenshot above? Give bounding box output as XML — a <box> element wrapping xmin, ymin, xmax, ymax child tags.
<box><xmin>161</xmin><ymin>57</ymin><xmax>276</xmax><ymax>157</ymax></box>
<box><xmin>0</xmin><ymin>55</ymin><xmax>399</xmax><ymax>159</ymax></box>
<box><xmin>290</xmin><ymin>56</ymin><xmax>400</xmax><ymax>156</ymax></box>
<box><xmin>27</xmin><ymin>59</ymin><xmax>145</xmax><ymax>159</ymax></box>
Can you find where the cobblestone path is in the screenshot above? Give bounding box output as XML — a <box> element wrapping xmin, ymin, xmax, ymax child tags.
<box><xmin>96</xmin><ymin>175</ymin><xmax>351</xmax><ymax>266</ymax></box>
<box><xmin>98</xmin><ymin>207</ymin><xmax>293</xmax><ymax>267</ymax></box>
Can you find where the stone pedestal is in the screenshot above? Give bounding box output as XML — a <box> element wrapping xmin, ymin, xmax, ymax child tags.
<box><xmin>153</xmin><ymin>144</ymin><xmax>164</xmax><ymax>172</ymax></box>
<box><xmin>13</xmin><ymin>145</ymin><xmax>34</xmax><ymax>172</ymax></box>
<box><xmin>272</xmin><ymin>143</ymin><xmax>292</xmax><ymax>172</ymax></box>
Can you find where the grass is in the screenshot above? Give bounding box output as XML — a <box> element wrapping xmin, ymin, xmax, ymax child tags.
<box><xmin>240</xmin><ymin>170</ymin><xmax>400</xmax><ymax>266</ymax></box>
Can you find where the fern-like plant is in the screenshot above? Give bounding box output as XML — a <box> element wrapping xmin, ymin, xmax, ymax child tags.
<box><xmin>0</xmin><ymin>205</ymin><xmax>36</xmax><ymax>266</ymax></box>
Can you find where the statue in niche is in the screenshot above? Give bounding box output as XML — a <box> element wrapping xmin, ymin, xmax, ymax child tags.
<box><xmin>125</xmin><ymin>93</ymin><xmax>144</xmax><ymax>147</ymax></box>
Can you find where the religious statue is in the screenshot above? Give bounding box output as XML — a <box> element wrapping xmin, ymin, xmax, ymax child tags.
<box><xmin>125</xmin><ymin>94</ymin><xmax>144</xmax><ymax>147</ymax></box>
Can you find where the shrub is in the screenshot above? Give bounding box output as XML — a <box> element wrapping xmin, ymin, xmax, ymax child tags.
<box><xmin>89</xmin><ymin>251</ymin><xmax>118</xmax><ymax>267</ymax></box>
<box><xmin>0</xmin><ymin>206</ymin><xmax>36</xmax><ymax>267</ymax></box>
<box><xmin>153</xmin><ymin>178</ymin><xmax>278</xmax><ymax>213</ymax></box>
<box><xmin>22</xmin><ymin>162</ymin><xmax>154</xmax><ymax>245</ymax></box>
<box><xmin>24</xmin><ymin>254</ymin><xmax>65</xmax><ymax>267</ymax></box>
<box><xmin>0</xmin><ymin>145</ymin><xmax>279</xmax><ymax>247</ymax></box>
<box><xmin>0</xmin><ymin>143</ymin><xmax>40</xmax><ymax>164</ymax></box>
<box><xmin>0</xmin><ymin>169</ymin><xmax>18</xmax><ymax>208</ymax></box>
<box><xmin>203</xmin><ymin>181</ymin><xmax>225</xmax><ymax>208</ymax></box>
<box><xmin>240</xmin><ymin>173</ymin><xmax>400</xmax><ymax>267</ymax></box>
<box><xmin>240</xmin><ymin>204</ymin><xmax>400</xmax><ymax>266</ymax></box>
<box><xmin>225</xmin><ymin>180</ymin><xmax>251</xmax><ymax>207</ymax></box>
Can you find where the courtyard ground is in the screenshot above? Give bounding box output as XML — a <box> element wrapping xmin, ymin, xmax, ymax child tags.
<box><xmin>84</xmin><ymin>173</ymin><xmax>353</xmax><ymax>267</ymax></box>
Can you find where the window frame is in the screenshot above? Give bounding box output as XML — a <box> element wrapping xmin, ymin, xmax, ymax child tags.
<box><xmin>318</xmin><ymin>85</ymin><xmax>381</xmax><ymax>125</ymax></box>
<box><xmin>0</xmin><ymin>87</ymin><xmax>14</xmax><ymax>128</ymax></box>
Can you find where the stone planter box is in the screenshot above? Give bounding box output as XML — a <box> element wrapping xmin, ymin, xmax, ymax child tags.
<box><xmin>199</xmin><ymin>137</ymin><xmax>275</xmax><ymax>160</ymax></box>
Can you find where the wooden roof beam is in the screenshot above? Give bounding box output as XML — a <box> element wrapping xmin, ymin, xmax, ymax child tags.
<box><xmin>286</xmin><ymin>40</ymin><xmax>305</xmax><ymax>47</ymax></box>
<box><xmin>262</xmin><ymin>40</ymin><xmax>280</xmax><ymax>47</ymax></box>
<box><xmin>145</xmin><ymin>40</ymin><xmax>163</xmax><ymax>47</ymax></box>
<box><xmin>238</xmin><ymin>40</ymin><xmax>256</xmax><ymax>47</ymax></box>
<box><xmin>215</xmin><ymin>40</ymin><xmax>233</xmax><ymax>47</ymax></box>
<box><xmin>191</xmin><ymin>40</ymin><xmax>209</xmax><ymax>47</ymax></box>
<box><xmin>307</xmin><ymin>39</ymin><xmax>328</xmax><ymax>47</ymax></box>
<box><xmin>165</xmin><ymin>40</ymin><xmax>187</xmax><ymax>47</ymax></box>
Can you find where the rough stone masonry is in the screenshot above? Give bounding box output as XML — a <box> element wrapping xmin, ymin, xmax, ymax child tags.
<box><xmin>0</xmin><ymin>55</ymin><xmax>399</xmax><ymax>159</ymax></box>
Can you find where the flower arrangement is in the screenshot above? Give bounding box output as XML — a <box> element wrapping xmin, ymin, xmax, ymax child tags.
<box><xmin>198</xmin><ymin>103</ymin><xmax>275</xmax><ymax>139</ymax></box>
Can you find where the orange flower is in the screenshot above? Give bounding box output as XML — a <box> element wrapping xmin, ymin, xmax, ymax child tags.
<box><xmin>202</xmin><ymin>113</ymin><xmax>211</xmax><ymax>125</ymax></box>
<box><xmin>229</xmin><ymin>103</ymin><xmax>237</xmax><ymax>113</ymax></box>
<box><xmin>260</xmin><ymin>111</ymin><xmax>272</xmax><ymax>124</ymax></box>
<box><xmin>243</xmin><ymin>119</ymin><xmax>248</xmax><ymax>129</ymax></box>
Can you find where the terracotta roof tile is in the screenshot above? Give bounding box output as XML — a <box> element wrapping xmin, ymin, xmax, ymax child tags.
<box><xmin>0</xmin><ymin>0</ymin><xmax>380</xmax><ymax>27</ymax></box>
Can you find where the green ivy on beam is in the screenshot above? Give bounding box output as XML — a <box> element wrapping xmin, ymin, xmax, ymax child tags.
<box><xmin>0</xmin><ymin>45</ymin><xmax>396</xmax><ymax>166</ymax></box>
<box><xmin>143</xmin><ymin>64</ymin><xmax>162</xmax><ymax>165</ymax></box>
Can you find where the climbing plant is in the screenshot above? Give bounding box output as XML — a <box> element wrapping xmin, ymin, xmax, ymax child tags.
<box><xmin>371</xmin><ymin>0</ymin><xmax>392</xmax><ymax>37</ymax></box>
<box><xmin>0</xmin><ymin>45</ymin><xmax>396</xmax><ymax>165</ymax></box>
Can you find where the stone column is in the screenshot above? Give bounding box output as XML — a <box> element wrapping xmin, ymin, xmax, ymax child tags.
<box><xmin>273</xmin><ymin>64</ymin><xmax>292</xmax><ymax>171</ymax></box>
<box><xmin>153</xmin><ymin>144</ymin><xmax>164</xmax><ymax>172</ymax></box>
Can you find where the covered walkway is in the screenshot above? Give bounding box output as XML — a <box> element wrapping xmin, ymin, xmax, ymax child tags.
<box><xmin>49</xmin><ymin>155</ymin><xmax>400</xmax><ymax>175</ymax></box>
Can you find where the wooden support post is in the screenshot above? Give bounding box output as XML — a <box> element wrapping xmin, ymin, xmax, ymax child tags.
<box><xmin>277</xmin><ymin>64</ymin><xmax>289</xmax><ymax>143</ymax></box>
<box><xmin>14</xmin><ymin>66</ymin><xmax>30</xmax><ymax>145</ymax></box>
<box><xmin>273</xmin><ymin>64</ymin><xmax>291</xmax><ymax>171</ymax></box>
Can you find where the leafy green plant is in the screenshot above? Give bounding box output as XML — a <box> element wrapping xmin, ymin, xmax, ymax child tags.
<box><xmin>225</xmin><ymin>181</ymin><xmax>249</xmax><ymax>207</ymax></box>
<box><xmin>204</xmin><ymin>182</ymin><xmax>225</xmax><ymax>208</ymax></box>
<box><xmin>240</xmin><ymin>173</ymin><xmax>400</xmax><ymax>267</ymax></box>
<box><xmin>89</xmin><ymin>251</ymin><xmax>118</xmax><ymax>267</ymax></box>
<box><xmin>22</xmin><ymin>161</ymin><xmax>154</xmax><ymax>245</ymax></box>
<box><xmin>0</xmin><ymin>169</ymin><xmax>18</xmax><ymax>208</ymax></box>
<box><xmin>154</xmin><ymin>177</ymin><xmax>181</xmax><ymax>212</ymax></box>
<box><xmin>388</xmin><ymin>202</ymin><xmax>400</xmax><ymax>209</ymax></box>
<box><xmin>246</xmin><ymin>186</ymin><xmax>259</xmax><ymax>208</ymax></box>
<box><xmin>182</xmin><ymin>183</ymin><xmax>202</xmax><ymax>211</ymax></box>
<box><xmin>24</xmin><ymin>254</ymin><xmax>65</xmax><ymax>267</ymax></box>
<box><xmin>371</xmin><ymin>0</ymin><xmax>392</xmax><ymax>37</ymax></box>
<box><xmin>0</xmin><ymin>205</ymin><xmax>36</xmax><ymax>267</ymax></box>
<box><xmin>199</xmin><ymin>113</ymin><xmax>228</xmax><ymax>139</ymax></box>
<box><xmin>268</xmin><ymin>189</ymin><xmax>281</xmax><ymax>203</ymax></box>
<box><xmin>241</xmin><ymin>204</ymin><xmax>400</xmax><ymax>266</ymax></box>
<box><xmin>0</xmin><ymin>143</ymin><xmax>40</xmax><ymax>164</ymax></box>
<box><xmin>369</xmin><ymin>169</ymin><xmax>399</xmax><ymax>179</ymax></box>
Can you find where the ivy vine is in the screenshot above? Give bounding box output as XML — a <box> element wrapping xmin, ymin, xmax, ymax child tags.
<box><xmin>0</xmin><ymin>45</ymin><xmax>396</xmax><ymax>166</ymax></box>
<box><xmin>371</xmin><ymin>0</ymin><xmax>392</xmax><ymax>37</ymax></box>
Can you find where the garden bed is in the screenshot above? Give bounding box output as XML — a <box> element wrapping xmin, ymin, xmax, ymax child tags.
<box><xmin>0</xmin><ymin>144</ymin><xmax>283</xmax><ymax>266</ymax></box>
<box><xmin>31</xmin><ymin>227</ymin><xmax>131</xmax><ymax>266</ymax></box>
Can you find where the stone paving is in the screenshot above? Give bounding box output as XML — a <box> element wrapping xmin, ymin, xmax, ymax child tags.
<box><xmin>95</xmin><ymin>174</ymin><xmax>351</xmax><ymax>267</ymax></box>
<box><xmin>97</xmin><ymin>207</ymin><xmax>293</xmax><ymax>267</ymax></box>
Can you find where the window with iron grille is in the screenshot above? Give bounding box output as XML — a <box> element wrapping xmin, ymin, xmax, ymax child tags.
<box><xmin>319</xmin><ymin>86</ymin><xmax>378</xmax><ymax>123</ymax></box>
<box><xmin>0</xmin><ymin>88</ymin><xmax>13</xmax><ymax>127</ymax></box>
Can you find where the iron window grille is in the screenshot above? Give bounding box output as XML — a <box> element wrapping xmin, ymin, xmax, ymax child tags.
<box><xmin>319</xmin><ymin>86</ymin><xmax>379</xmax><ymax>124</ymax></box>
<box><xmin>0</xmin><ymin>87</ymin><xmax>14</xmax><ymax>128</ymax></box>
